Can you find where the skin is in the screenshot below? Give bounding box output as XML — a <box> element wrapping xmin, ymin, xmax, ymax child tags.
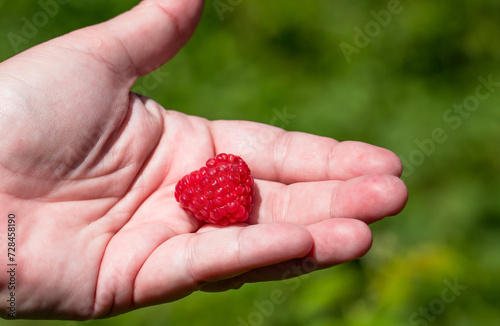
<box><xmin>0</xmin><ymin>0</ymin><xmax>408</xmax><ymax>320</ymax></box>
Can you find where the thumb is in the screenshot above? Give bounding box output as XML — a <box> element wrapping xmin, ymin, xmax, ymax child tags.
<box><xmin>63</xmin><ymin>0</ymin><xmax>204</xmax><ymax>78</ymax></box>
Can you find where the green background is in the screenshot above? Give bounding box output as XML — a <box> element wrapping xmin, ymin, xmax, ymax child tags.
<box><xmin>1</xmin><ymin>0</ymin><xmax>499</xmax><ymax>325</ymax></box>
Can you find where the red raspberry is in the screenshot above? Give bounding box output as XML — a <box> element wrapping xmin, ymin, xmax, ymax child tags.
<box><xmin>174</xmin><ymin>153</ymin><xmax>254</xmax><ymax>225</ymax></box>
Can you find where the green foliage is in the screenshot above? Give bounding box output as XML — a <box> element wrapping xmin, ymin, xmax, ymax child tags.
<box><xmin>1</xmin><ymin>0</ymin><xmax>499</xmax><ymax>325</ymax></box>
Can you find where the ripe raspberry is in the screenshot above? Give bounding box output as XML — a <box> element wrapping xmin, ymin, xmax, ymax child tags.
<box><xmin>174</xmin><ymin>153</ymin><xmax>254</xmax><ymax>225</ymax></box>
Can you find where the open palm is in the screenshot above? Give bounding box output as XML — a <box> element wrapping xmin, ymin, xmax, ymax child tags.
<box><xmin>0</xmin><ymin>0</ymin><xmax>407</xmax><ymax>320</ymax></box>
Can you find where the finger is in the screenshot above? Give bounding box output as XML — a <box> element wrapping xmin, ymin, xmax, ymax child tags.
<box><xmin>200</xmin><ymin>218</ymin><xmax>372</xmax><ymax>292</ymax></box>
<box><xmin>210</xmin><ymin>120</ymin><xmax>403</xmax><ymax>184</ymax></box>
<box><xmin>58</xmin><ymin>0</ymin><xmax>204</xmax><ymax>78</ymax></box>
<box><xmin>251</xmin><ymin>174</ymin><xmax>408</xmax><ymax>225</ymax></box>
<box><xmin>133</xmin><ymin>222</ymin><xmax>313</xmax><ymax>308</ymax></box>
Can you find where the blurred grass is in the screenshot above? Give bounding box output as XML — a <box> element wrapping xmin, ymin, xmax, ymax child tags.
<box><xmin>1</xmin><ymin>0</ymin><xmax>499</xmax><ymax>325</ymax></box>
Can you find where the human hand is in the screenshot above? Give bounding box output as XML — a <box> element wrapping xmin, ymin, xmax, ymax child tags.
<box><xmin>0</xmin><ymin>0</ymin><xmax>407</xmax><ymax>320</ymax></box>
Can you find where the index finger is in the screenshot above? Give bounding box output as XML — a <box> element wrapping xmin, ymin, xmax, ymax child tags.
<box><xmin>210</xmin><ymin>120</ymin><xmax>403</xmax><ymax>184</ymax></box>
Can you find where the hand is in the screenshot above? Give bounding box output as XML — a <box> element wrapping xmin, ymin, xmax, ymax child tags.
<box><xmin>0</xmin><ymin>0</ymin><xmax>407</xmax><ymax>320</ymax></box>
